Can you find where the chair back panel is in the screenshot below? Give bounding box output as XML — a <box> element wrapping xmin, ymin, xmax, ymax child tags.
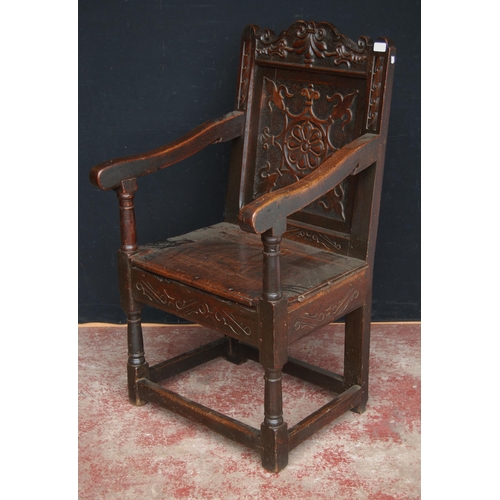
<box><xmin>250</xmin><ymin>66</ymin><xmax>367</xmax><ymax>234</ymax></box>
<box><xmin>225</xmin><ymin>21</ymin><xmax>392</xmax><ymax>256</ymax></box>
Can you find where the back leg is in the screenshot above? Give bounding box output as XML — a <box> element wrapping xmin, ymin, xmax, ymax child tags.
<box><xmin>225</xmin><ymin>337</ymin><xmax>248</xmax><ymax>365</ymax></box>
<box><xmin>344</xmin><ymin>302</ymin><xmax>371</xmax><ymax>413</ymax></box>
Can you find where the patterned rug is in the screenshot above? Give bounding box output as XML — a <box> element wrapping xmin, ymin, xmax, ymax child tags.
<box><xmin>79</xmin><ymin>322</ymin><xmax>420</xmax><ymax>499</ymax></box>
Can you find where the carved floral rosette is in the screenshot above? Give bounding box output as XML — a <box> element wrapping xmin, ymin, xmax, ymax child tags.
<box><xmin>254</xmin><ymin>21</ymin><xmax>371</xmax><ymax>72</ymax></box>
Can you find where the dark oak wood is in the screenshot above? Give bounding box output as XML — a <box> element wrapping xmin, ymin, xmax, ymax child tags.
<box><xmin>238</xmin><ymin>342</ymin><xmax>345</xmax><ymax>394</ymax></box>
<box><xmin>288</xmin><ymin>385</ymin><xmax>362</xmax><ymax>451</ymax></box>
<box><xmin>287</xmin><ymin>270</ymin><xmax>368</xmax><ymax>343</ymax></box>
<box><xmin>137</xmin><ymin>378</ymin><xmax>262</xmax><ymax>451</ymax></box>
<box><xmin>89</xmin><ymin>20</ymin><xmax>396</xmax><ymax>472</ymax></box>
<box><xmin>90</xmin><ymin>111</ymin><xmax>245</xmax><ymax>191</ymax></box>
<box><xmin>344</xmin><ymin>302</ymin><xmax>372</xmax><ymax>413</ymax></box>
<box><xmin>148</xmin><ymin>338</ymin><xmax>228</xmax><ymax>383</ymax></box>
<box><xmin>130</xmin><ymin>266</ymin><xmax>260</xmax><ymax>346</ymax></box>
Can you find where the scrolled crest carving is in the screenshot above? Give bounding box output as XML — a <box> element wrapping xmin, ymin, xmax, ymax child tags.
<box><xmin>254</xmin><ymin>21</ymin><xmax>371</xmax><ymax>71</ymax></box>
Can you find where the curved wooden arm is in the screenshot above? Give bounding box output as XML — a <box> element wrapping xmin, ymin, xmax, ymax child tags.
<box><xmin>238</xmin><ymin>133</ymin><xmax>380</xmax><ymax>235</ymax></box>
<box><xmin>90</xmin><ymin>110</ymin><xmax>245</xmax><ymax>190</ymax></box>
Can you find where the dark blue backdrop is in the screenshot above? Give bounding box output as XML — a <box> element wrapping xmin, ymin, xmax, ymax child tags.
<box><xmin>79</xmin><ymin>0</ymin><xmax>420</xmax><ymax>323</ymax></box>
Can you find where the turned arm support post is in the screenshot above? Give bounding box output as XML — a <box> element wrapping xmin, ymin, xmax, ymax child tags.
<box><xmin>261</xmin><ymin>230</ymin><xmax>283</xmax><ymax>302</ymax></box>
<box><xmin>114</xmin><ymin>178</ymin><xmax>139</xmax><ymax>253</ymax></box>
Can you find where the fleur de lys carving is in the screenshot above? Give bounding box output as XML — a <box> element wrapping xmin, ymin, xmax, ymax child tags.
<box><xmin>301</xmin><ymin>84</ymin><xmax>320</xmax><ymax>104</ymax></box>
<box><xmin>288</xmin><ymin>21</ymin><xmax>331</xmax><ymax>66</ymax></box>
<box><xmin>256</xmin><ymin>161</ymin><xmax>281</xmax><ymax>194</ymax></box>
<box><xmin>254</xmin><ymin>78</ymin><xmax>358</xmax><ymax>221</ymax></box>
<box><xmin>327</xmin><ymin>91</ymin><xmax>360</xmax><ymax>130</ymax></box>
<box><xmin>257</xmin><ymin>81</ymin><xmax>358</xmax><ymax>180</ymax></box>
<box><xmin>317</xmin><ymin>183</ymin><xmax>347</xmax><ymax>220</ymax></box>
<box><xmin>264</xmin><ymin>77</ymin><xmax>293</xmax><ymax>112</ymax></box>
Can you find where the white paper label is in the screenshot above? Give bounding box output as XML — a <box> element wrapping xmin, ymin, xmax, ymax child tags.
<box><xmin>374</xmin><ymin>42</ymin><xmax>387</xmax><ymax>52</ymax></box>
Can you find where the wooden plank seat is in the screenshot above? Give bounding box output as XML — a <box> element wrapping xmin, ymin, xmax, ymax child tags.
<box><xmin>130</xmin><ymin>222</ymin><xmax>368</xmax><ymax>307</ymax></box>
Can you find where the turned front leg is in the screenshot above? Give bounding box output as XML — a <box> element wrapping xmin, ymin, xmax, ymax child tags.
<box><xmin>115</xmin><ymin>178</ymin><xmax>150</xmax><ymax>406</ymax></box>
<box><xmin>261</xmin><ymin>367</ymin><xmax>288</xmax><ymax>472</ymax></box>
<box><xmin>259</xmin><ymin>230</ymin><xmax>289</xmax><ymax>472</ymax></box>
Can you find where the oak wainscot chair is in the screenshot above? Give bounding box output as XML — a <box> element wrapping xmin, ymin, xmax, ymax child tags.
<box><xmin>90</xmin><ymin>20</ymin><xmax>396</xmax><ymax>472</ymax></box>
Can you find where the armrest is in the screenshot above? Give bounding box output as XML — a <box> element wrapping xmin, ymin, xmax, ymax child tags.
<box><xmin>238</xmin><ymin>133</ymin><xmax>380</xmax><ymax>235</ymax></box>
<box><xmin>90</xmin><ymin>110</ymin><xmax>245</xmax><ymax>190</ymax></box>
